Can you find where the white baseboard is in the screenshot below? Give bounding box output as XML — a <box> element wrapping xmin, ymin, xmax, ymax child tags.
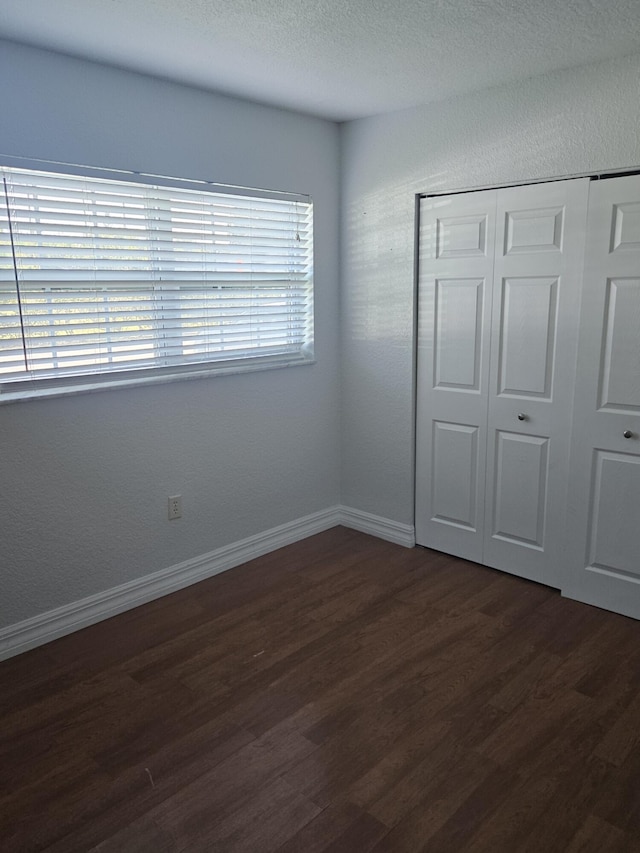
<box><xmin>338</xmin><ymin>505</ymin><xmax>416</xmax><ymax>548</ymax></box>
<box><xmin>0</xmin><ymin>504</ymin><xmax>415</xmax><ymax>660</ymax></box>
<box><xmin>0</xmin><ymin>506</ymin><xmax>341</xmax><ymax>661</ymax></box>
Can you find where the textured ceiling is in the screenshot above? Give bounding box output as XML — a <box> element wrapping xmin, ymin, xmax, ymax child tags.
<box><xmin>2</xmin><ymin>0</ymin><xmax>640</xmax><ymax>121</ymax></box>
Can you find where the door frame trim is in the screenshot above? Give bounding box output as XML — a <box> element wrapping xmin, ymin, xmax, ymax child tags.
<box><xmin>418</xmin><ymin>165</ymin><xmax>640</xmax><ymax>200</ymax></box>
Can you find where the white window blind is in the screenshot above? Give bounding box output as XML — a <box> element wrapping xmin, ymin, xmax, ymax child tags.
<box><xmin>0</xmin><ymin>164</ymin><xmax>314</xmax><ymax>394</ymax></box>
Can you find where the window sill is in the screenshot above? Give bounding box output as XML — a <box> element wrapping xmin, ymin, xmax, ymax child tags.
<box><xmin>0</xmin><ymin>356</ymin><xmax>315</xmax><ymax>405</ymax></box>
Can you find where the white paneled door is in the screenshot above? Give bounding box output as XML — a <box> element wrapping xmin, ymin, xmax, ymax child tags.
<box><xmin>483</xmin><ymin>180</ymin><xmax>589</xmax><ymax>585</ymax></box>
<box><xmin>415</xmin><ymin>189</ymin><xmax>497</xmax><ymax>562</ymax></box>
<box><xmin>416</xmin><ymin>178</ymin><xmax>589</xmax><ymax>588</ymax></box>
<box><xmin>564</xmin><ymin>176</ymin><xmax>640</xmax><ymax>619</ymax></box>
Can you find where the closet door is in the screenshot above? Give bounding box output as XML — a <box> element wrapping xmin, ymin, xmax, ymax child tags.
<box><xmin>564</xmin><ymin>176</ymin><xmax>640</xmax><ymax>619</ymax></box>
<box><xmin>416</xmin><ymin>178</ymin><xmax>588</xmax><ymax>588</ymax></box>
<box><xmin>483</xmin><ymin>179</ymin><xmax>589</xmax><ymax>586</ymax></box>
<box><xmin>415</xmin><ymin>190</ymin><xmax>497</xmax><ymax>561</ymax></box>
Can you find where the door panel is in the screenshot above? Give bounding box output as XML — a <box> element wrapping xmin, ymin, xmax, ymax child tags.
<box><xmin>416</xmin><ymin>190</ymin><xmax>497</xmax><ymax>561</ymax></box>
<box><xmin>434</xmin><ymin>278</ymin><xmax>484</xmax><ymax>390</ymax></box>
<box><xmin>483</xmin><ymin>179</ymin><xmax>589</xmax><ymax>586</ymax></box>
<box><xmin>611</xmin><ymin>201</ymin><xmax>640</xmax><ymax>251</ymax></box>
<box><xmin>497</xmin><ymin>276</ymin><xmax>557</xmax><ymax>398</ymax></box>
<box><xmin>565</xmin><ymin>176</ymin><xmax>640</xmax><ymax>619</ymax></box>
<box><xmin>599</xmin><ymin>278</ymin><xmax>640</xmax><ymax>411</ymax></box>
<box><xmin>437</xmin><ymin>214</ymin><xmax>488</xmax><ymax>258</ymax></box>
<box><xmin>431</xmin><ymin>422</ymin><xmax>479</xmax><ymax>531</ymax></box>
<box><xmin>504</xmin><ymin>206</ymin><xmax>564</xmax><ymax>254</ymax></box>
<box><xmin>588</xmin><ymin>451</ymin><xmax>640</xmax><ymax>577</ymax></box>
<box><xmin>492</xmin><ymin>431</ymin><xmax>548</xmax><ymax>548</ymax></box>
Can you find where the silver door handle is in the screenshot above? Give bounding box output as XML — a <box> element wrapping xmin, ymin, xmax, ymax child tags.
<box><xmin>517</xmin><ymin>413</ymin><xmax>527</xmax><ymax>421</ymax></box>
<box><xmin>623</xmin><ymin>430</ymin><xmax>634</xmax><ymax>439</ymax></box>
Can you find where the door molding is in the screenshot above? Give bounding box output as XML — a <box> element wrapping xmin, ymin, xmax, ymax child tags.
<box><xmin>417</xmin><ymin>164</ymin><xmax>640</xmax><ymax>201</ymax></box>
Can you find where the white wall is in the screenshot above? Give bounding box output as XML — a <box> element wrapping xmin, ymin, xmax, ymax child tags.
<box><xmin>0</xmin><ymin>41</ymin><xmax>341</xmax><ymax>628</ymax></box>
<box><xmin>340</xmin><ymin>52</ymin><xmax>640</xmax><ymax>525</ymax></box>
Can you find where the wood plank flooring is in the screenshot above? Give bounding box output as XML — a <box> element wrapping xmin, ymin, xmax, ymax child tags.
<box><xmin>2</xmin><ymin>526</ymin><xmax>640</xmax><ymax>851</ymax></box>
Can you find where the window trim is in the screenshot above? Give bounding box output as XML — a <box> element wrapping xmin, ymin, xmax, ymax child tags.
<box><xmin>0</xmin><ymin>353</ymin><xmax>313</xmax><ymax>405</ymax></box>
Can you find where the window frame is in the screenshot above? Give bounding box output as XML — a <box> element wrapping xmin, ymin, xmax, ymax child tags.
<box><xmin>0</xmin><ymin>156</ymin><xmax>315</xmax><ymax>403</ymax></box>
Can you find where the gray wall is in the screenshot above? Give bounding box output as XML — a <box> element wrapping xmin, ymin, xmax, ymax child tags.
<box><xmin>340</xmin><ymin>52</ymin><xmax>640</xmax><ymax>525</ymax></box>
<box><xmin>0</xmin><ymin>41</ymin><xmax>341</xmax><ymax>627</ymax></box>
<box><xmin>4</xmin><ymin>38</ymin><xmax>640</xmax><ymax>633</ymax></box>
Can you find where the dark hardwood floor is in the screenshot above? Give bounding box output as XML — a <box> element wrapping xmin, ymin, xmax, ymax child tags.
<box><xmin>2</xmin><ymin>526</ymin><xmax>640</xmax><ymax>852</ymax></box>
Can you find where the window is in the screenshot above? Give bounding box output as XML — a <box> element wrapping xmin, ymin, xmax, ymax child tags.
<box><xmin>0</xmin><ymin>162</ymin><xmax>314</xmax><ymax>399</ymax></box>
